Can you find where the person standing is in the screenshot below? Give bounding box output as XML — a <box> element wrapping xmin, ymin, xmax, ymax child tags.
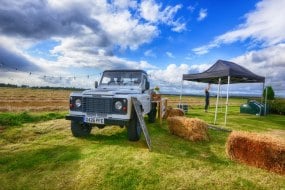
<box><xmin>205</xmin><ymin>83</ymin><xmax>211</xmax><ymax>112</ymax></box>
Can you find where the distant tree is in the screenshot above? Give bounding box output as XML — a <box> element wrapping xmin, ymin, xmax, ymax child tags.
<box><xmin>21</xmin><ymin>85</ymin><xmax>29</xmax><ymax>88</ymax></box>
<box><xmin>263</xmin><ymin>86</ymin><xmax>275</xmax><ymax>100</ymax></box>
<box><xmin>0</xmin><ymin>83</ymin><xmax>17</xmax><ymax>88</ymax></box>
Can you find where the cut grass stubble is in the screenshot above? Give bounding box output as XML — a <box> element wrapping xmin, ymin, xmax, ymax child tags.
<box><xmin>0</xmin><ymin>109</ymin><xmax>285</xmax><ymax>189</ymax></box>
<box><xmin>0</xmin><ymin>90</ymin><xmax>284</xmax><ymax>189</ymax></box>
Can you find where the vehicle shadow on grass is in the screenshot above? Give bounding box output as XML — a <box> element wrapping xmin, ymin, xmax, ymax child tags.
<box><xmin>86</xmin><ymin>127</ymin><xmax>126</xmax><ymax>142</ymax></box>
<box><xmin>84</xmin><ymin>126</ymin><xmax>150</xmax><ymax>150</ymax></box>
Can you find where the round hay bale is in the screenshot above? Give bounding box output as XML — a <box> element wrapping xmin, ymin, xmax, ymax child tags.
<box><xmin>226</xmin><ymin>131</ymin><xmax>285</xmax><ymax>175</ymax></box>
<box><xmin>163</xmin><ymin>107</ymin><xmax>185</xmax><ymax>119</ymax></box>
<box><xmin>167</xmin><ymin>116</ymin><xmax>209</xmax><ymax>142</ymax></box>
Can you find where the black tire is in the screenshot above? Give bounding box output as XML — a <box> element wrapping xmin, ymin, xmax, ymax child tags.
<box><xmin>148</xmin><ymin>108</ymin><xmax>157</xmax><ymax>123</ymax></box>
<box><xmin>148</xmin><ymin>102</ymin><xmax>157</xmax><ymax>123</ymax></box>
<box><xmin>71</xmin><ymin>121</ymin><xmax>92</xmax><ymax>137</ymax></box>
<box><xmin>127</xmin><ymin>112</ymin><xmax>141</xmax><ymax>141</ymax></box>
<box><xmin>95</xmin><ymin>124</ymin><xmax>105</xmax><ymax>129</ymax></box>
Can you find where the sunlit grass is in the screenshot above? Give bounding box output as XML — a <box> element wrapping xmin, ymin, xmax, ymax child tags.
<box><xmin>0</xmin><ymin>105</ymin><xmax>284</xmax><ymax>189</ymax></box>
<box><xmin>0</xmin><ymin>111</ymin><xmax>66</xmax><ymax>127</ymax></box>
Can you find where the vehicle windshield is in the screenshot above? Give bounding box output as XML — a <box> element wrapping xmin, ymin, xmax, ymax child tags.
<box><xmin>100</xmin><ymin>71</ymin><xmax>142</xmax><ymax>86</ymax></box>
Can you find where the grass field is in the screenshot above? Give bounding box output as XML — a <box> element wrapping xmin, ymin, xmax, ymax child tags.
<box><xmin>0</xmin><ymin>87</ymin><xmax>284</xmax><ymax>190</ymax></box>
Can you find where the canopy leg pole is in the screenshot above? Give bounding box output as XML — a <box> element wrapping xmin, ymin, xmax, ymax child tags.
<box><xmin>179</xmin><ymin>78</ymin><xmax>184</xmax><ymax>106</ymax></box>
<box><xmin>265</xmin><ymin>84</ymin><xmax>268</xmax><ymax>116</ymax></box>
<box><xmin>262</xmin><ymin>83</ymin><xmax>265</xmax><ymax>115</ymax></box>
<box><xmin>224</xmin><ymin>76</ymin><xmax>230</xmax><ymax>126</ymax></box>
<box><xmin>262</xmin><ymin>83</ymin><xmax>265</xmax><ymax>103</ymax></box>
<box><xmin>220</xmin><ymin>89</ymin><xmax>223</xmax><ymax>112</ymax></box>
<box><xmin>214</xmin><ymin>78</ymin><xmax>221</xmax><ymax>125</ymax></box>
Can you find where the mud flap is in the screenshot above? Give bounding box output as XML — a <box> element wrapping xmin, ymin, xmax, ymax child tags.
<box><xmin>131</xmin><ymin>97</ymin><xmax>152</xmax><ymax>151</ymax></box>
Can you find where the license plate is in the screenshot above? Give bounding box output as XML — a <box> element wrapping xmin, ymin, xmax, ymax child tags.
<box><xmin>85</xmin><ymin>116</ymin><xmax>104</xmax><ymax>124</ymax></box>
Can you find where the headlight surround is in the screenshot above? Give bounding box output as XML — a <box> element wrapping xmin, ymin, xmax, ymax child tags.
<box><xmin>75</xmin><ymin>99</ymin><xmax>82</xmax><ymax>108</ymax></box>
<box><xmin>114</xmin><ymin>101</ymin><xmax>123</xmax><ymax>110</ymax></box>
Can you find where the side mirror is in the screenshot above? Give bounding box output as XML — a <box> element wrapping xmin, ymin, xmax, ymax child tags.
<box><xmin>145</xmin><ymin>81</ymin><xmax>150</xmax><ymax>90</ymax></box>
<box><xmin>95</xmin><ymin>81</ymin><xmax>98</xmax><ymax>88</ymax></box>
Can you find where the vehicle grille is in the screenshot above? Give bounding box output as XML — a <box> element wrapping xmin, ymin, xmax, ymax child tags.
<box><xmin>82</xmin><ymin>97</ymin><xmax>112</xmax><ymax>114</ymax></box>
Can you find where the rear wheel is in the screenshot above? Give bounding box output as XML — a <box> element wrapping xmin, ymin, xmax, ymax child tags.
<box><xmin>127</xmin><ymin>112</ymin><xmax>141</xmax><ymax>141</ymax></box>
<box><xmin>71</xmin><ymin>121</ymin><xmax>92</xmax><ymax>137</ymax></box>
<box><xmin>148</xmin><ymin>102</ymin><xmax>157</xmax><ymax>123</ymax></box>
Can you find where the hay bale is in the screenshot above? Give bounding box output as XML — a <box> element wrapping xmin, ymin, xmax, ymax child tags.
<box><xmin>163</xmin><ymin>107</ymin><xmax>184</xmax><ymax>119</ymax></box>
<box><xmin>226</xmin><ymin>131</ymin><xmax>285</xmax><ymax>175</ymax></box>
<box><xmin>167</xmin><ymin>116</ymin><xmax>209</xmax><ymax>141</ymax></box>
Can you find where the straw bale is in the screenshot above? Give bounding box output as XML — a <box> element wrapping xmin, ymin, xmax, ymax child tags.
<box><xmin>226</xmin><ymin>131</ymin><xmax>285</xmax><ymax>175</ymax></box>
<box><xmin>163</xmin><ymin>107</ymin><xmax>184</xmax><ymax>119</ymax></box>
<box><xmin>167</xmin><ymin>116</ymin><xmax>209</xmax><ymax>141</ymax></box>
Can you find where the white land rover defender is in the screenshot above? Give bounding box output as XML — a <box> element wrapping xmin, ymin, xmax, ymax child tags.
<box><xmin>66</xmin><ymin>70</ymin><xmax>157</xmax><ymax>141</ymax></box>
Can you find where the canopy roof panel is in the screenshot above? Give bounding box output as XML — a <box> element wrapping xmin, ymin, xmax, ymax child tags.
<box><xmin>183</xmin><ymin>60</ymin><xmax>265</xmax><ymax>84</ymax></box>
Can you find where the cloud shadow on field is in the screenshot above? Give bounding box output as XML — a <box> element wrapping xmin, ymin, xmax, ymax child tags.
<box><xmin>0</xmin><ymin>145</ymin><xmax>81</xmax><ymax>173</ymax></box>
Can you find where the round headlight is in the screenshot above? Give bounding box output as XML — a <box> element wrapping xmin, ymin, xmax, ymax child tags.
<box><xmin>115</xmin><ymin>101</ymin><xmax>122</xmax><ymax>110</ymax></box>
<box><xmin>75</xmin><ymin>99</ymin><xmax>81</xmax><ymax>108</ymax></box>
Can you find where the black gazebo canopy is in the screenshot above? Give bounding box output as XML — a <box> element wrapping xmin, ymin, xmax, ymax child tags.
<box><xmin>183</xmin><ymin>59</ymin><xmax>265</xmax><ymax>84</ymax></box>
<box><xmin>182</xmin><ymin>59</ymin><xmax>265</xmax><ymax>126</ymax></box>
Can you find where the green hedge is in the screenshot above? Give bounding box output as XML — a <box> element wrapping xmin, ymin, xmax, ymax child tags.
<box><xmin>269</xmin><ymin>99</ymin><xmax>285</xmax><ymax>115</ymax></box>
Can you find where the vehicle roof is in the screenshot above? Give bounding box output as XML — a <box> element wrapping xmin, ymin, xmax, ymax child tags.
<box><xmin>103</xmin><ymin>69</ymin><xmax>147</xmax><ymax>75</ymax></box>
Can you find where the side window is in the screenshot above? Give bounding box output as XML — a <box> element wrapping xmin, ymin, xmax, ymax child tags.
<box><xmin>142</xmin><ymin>75</ymin><xmax>148</xmax><ymax>90</ymax></box>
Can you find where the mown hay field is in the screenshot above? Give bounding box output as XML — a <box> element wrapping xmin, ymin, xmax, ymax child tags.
<box><xmin>0</xmin><ymin>87</ymin><xmax>248</xmax><ymax>112</ymax></box>
<box><xmin>0</xmin><ymin>87</ymin><xmax>284</xmax><ymax>190</ymax></box>
<box><xmin>0</xmin><ymin>87</ymin><xmax>71</xmax><ymax>112</ymax></box>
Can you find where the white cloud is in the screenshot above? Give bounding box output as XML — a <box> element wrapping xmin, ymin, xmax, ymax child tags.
<box><xmin>197</xmin><ymin>8</ymin><xmax>207</xmax><ymax>21</ymax></box>
<box><xmin>171</xmin><ymin>20</ymin><xmax>186</xmax><ymax>32</ymax></box>
<box><xmin>0</xmin><ymin>0</ymin><xmax>183</xmax><ymax>64</ymax></box>
<box><xmin>193</xmin><ymin>0</ymin><xmax>285</xmax><ymax>55</ymax></box>
<box><xmin>166</xmin><ymin>51</ymin><xmax>175</xmax><ymax>58</ymax></box>
<box><xmin>187</xmin><ymin>5</ymin><xmax>195</xmax><ymax>13</ymax></box>
<box><xmin>0</xmin><ymin>0</ymin><xmax>184</xmax><ymax>79</ymax></box>
<box><xmin>139</xmin><ymin>0</ymin><xmax>185</xmax><ymax>32</ymax></box>
<box><xmin>160</xmin><ymin>4</ymin><xmax>182</xmax><ymax>24</ymax></box>
<box><xmin>138</xmin><ymin>60</ymin><xmax>158</xmax><ymax>69</ymax></box>
<box><xmin>147</xmin><ymin>63</ymin><xmax>210</xmax><ymax>95</ymax></box>
<box><xmin>144</xmin><ymin>49</ymin><xmax>156</xmax><ymax>57</ymax></box>
<box><xmin>148</xmin><ymin>64</ymin><xmax>190</xmax><ymax>84</ymax></box>
<box><xmin>140</xmin><ymin>0</ymin><xmax>160</xmax><ymax>23</ymax></box>
<box><xmin>189</xmin><ymin>63</ymin><xmax>211</xmax><ymax>73</ymax></box>
<box><xmin>230</xmin><ymin>43</ymin><xmax>285</xmax><ymax>97</ymax></box>
<box><xmin>84</xmin><ymin>2</ymin><xmax>159</xmax><ymax>51</ymax></box>
<box><xmin>112</xmin><ymin>0</ymin><xmax>137</xmax><ymax>9</ymax></box>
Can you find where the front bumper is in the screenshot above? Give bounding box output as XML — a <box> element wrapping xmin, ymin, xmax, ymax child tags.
<box><xmin>65</xmin><ymin>115</ymin><xmax>130</xmax><ymax>126</ymax></box>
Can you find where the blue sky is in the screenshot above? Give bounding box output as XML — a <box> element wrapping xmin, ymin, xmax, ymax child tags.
<box><xmin>0</xmin><ymin>0</ymin><xmax>285</xmax><ymax>97</ymax></box>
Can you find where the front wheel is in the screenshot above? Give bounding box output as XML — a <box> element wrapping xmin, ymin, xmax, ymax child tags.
<box><xmin>71</xmin><ymin>121</ymin><xmax>92</xmax><ymax>137</ymax></box>
<box><xmin>127</xmin><ymin>113</ymin><xmax>141</xmax><ymax>141</ymax></box>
